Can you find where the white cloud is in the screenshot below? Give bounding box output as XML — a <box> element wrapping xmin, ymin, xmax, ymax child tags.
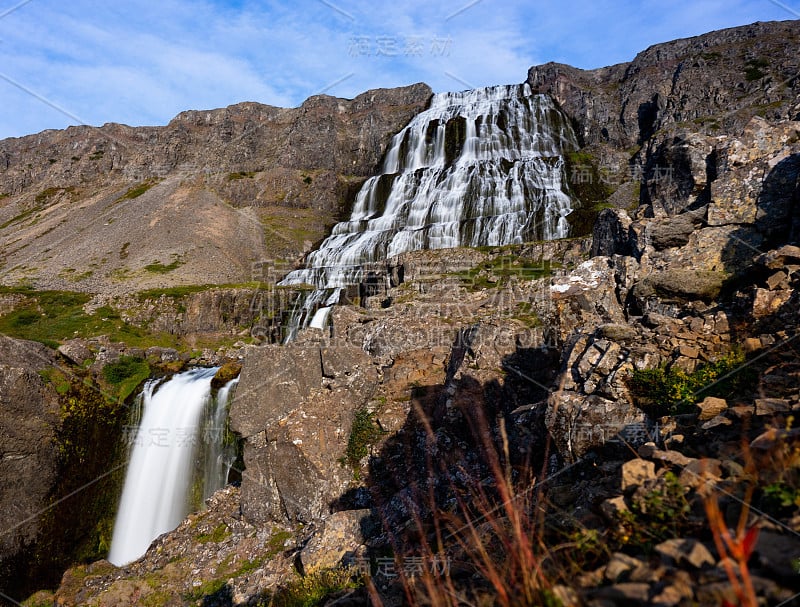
<box><xmin>0</xmin><ymin>0</ymin><xmax>794</xmax><ymax>139</ymax></box>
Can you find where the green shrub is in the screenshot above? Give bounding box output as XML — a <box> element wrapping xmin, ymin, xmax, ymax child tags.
<box><xmin>629</xmin><ymin>349</ymin><xmax>754</xmax><ymax>415</ymax></box>
<box><xmin>617</xmin><ymin>471</ymin><xmax>691</xmax><ymax>548</ymax></box>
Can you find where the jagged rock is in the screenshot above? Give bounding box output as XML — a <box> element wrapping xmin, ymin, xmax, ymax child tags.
<box><xmin>528</xmin><ymin>21</ymin><xmax>800</xmax><ymax>147</ymax></box>
<box><xmin>655</xmin><ymin>538</ymin><xmax>715</xmax><ymax>569</ymax></box>
<box><xmin>696</xmin><ymin>396</ymin><xmax>728</xmax><ymax>421</ymax></box>
<box><xmin>546</xmin><ymin>391</ymin><xmax>646</xmax><ymax>460</ymax></box>
<box><xmin>230</xmin><ymin>344</ymin><xmax>323</xmax><ymax>438</ymax></box>
<box><xmin>679</xmin><ymin>458</ymin><xmax>722</xmax><ymax>489</ymax></box>
<box><xmin>755</xmin><ymin>244</ymin><xmax>800</xmax><ymax>270</ymax></box>
<box><xmin>645</xmin><ymin>449</ymin><xmax>695</xmax><ymax>468</ymax></box>
<box><xmin>700</xmin><ymin>415</ymin><xmax>732</xmax><ymax>430</ymax></box>
<box><xmin>299</xmin><ymin>510</ymin><xmax>372</xmax><ymax>574</ymax></box>
<box><xmin>211</xmin><ymin>361</ymin><xmax>241</xmax><ymax>389</ymax></box>
<box><xmin>621</xmin><ymin>459</ymin><xmax>657</xmax><ymax>492</ymax></box>
<box><xmin>591</xmin><ymin>583</ymin><xmax>651</xmax><ymax>605</ymax></box>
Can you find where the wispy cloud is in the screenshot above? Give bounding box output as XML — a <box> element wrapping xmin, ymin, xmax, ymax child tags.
<box><xmin>0</xmin><ymin>0</ymin><xmax>793</xmax><ymax>139</ymax></box>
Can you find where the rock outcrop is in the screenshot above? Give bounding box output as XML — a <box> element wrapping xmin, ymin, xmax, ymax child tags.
<box><xmin>0</xmin><ymin>337</ymin><xmax>60</xmax><ymax>591</ymax></box>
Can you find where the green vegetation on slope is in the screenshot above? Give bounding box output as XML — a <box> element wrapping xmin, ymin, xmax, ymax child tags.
<box><xmin>0</xmin><ymin>286</ymin><xmax>180</xmax><ymax>349</ymax></box>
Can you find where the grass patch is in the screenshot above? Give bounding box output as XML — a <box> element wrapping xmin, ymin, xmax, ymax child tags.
<box><xmin>102</xmin><ymin>356</ymin><xmax>150</xmax><ymax>403</ymax></box>
<box><xmin>0</xmin><ymin>288</ymin><xmax>180</xmax><ymax>349</ymax></box>
<box><xmin>144</xmin><ymin>259</ymin><xmax>183</xmax><ymax>274</ymax></box>
<box><xmin>227</xmin><ymin>171</ymin><xmax>256</xmax><ymax>181</ymax></box>
<box><xmin>120</xmin><ymin>180</ymin><xmax>157</xmax><ymax>200</ymax></box>
<box><xmin>628</xmin><ymin>349</ymin><xmax>756</xmax><ymax>415</ymax></box>
<box><xmin>34</xmin><ymin>186</ymin><xmax>76</xmax><ymax>205</ymax></box>
<box><xmin>260</xmin><ymin>568</ymin><xmax>363</xmax><ymax>607</ymax></box>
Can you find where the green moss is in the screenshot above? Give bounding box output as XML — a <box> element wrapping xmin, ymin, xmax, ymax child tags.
<box><xmin>39</xmin><ymin>368</ymin><xmax>72</xmax><ymax>395</ymax></box>
<box><xmin>342</xmin><ymin>408</ymin><xmax>386</xmax><ymax>476</ymax></box>
<box><xmin>34</xmin><ymin>186</ymin><xmax>76</xmax><ymax>205</ymax></box>
<box><xmin>563</xmin><ymin>150</ymin><xmax>617</xmax><ymax>237</ymax></box>
<box><xmin>197</xmin><ymin>523</ymin><xmax>231</xmax><ymax>544</ymax></box>
<box><xmin>454</xmin><ymin>256</ymin><xmax>556</xmax><ymax>291</ymax></box>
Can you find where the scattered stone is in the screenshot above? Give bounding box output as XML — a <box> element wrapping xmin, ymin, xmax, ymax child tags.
<box><xmin>655</xmin><ymin>538</ymin><xmax>715</xmax><ymax>569</ymax></box>
<box><xmin>604</xmin><ymin>552</ymin><xmax>644</xmax><ymax>582</ymax></box>
<box><xmin>766</xmin><ymin>271</ymin><xmax>788</xmax><ymax>290</ymax></box>
<box><xmin>621</xmin><ymin>459</ymin><xmax>657</xmax><ymax>492</ymax></box>
<box><xmin>592</xmin><ymin>583</ymin><xmax>651</xmax><ymax>604</ymax></box>
<box><xmin>701</xmin><ymin>415</ymin><xmax>733</xmax><ymax>430</ymax></box>
<box><xmin>679</xmin><ymin>458</ymin><xmax>722</xmax><ymax>488</ymax></box>
<box><xmin>755</xmin><ymin>244</ymin><xmax>800</xmax><ymax>270</ymax></box>
<box><xmin>755</xmin><ymin>398</ymin><xmax>792</xmax><ymax>415</ymax></box>
<box><xmin>742</xmin><ymin>337</ymin><xmax>761</xmax><ymax>353</ymax></box>
<box><xmin>646</xmin><ymin>449</ymin><xmax>695</xmax><ymax>468</ymax></box>
<box><xmin>696</xmin><ymin>396</ymin><xmax>728</xmax><ymax>421</ymax></box>
<box><xmin>600</xmin><ymin>496</ymin><xmax>629</xmax><ymax>521</ymax></box>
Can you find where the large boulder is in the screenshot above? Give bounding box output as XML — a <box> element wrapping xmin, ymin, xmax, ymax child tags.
<box><xmin>230</xmin><ymin>342</ymin><xmax>378</xmax><ymax>524</ymax></box>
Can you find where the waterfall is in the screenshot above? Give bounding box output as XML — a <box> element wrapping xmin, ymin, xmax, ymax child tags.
<box><xmin>280</xmin><ymin>84</ymin><xmax>579</xmax><ymax>335</ymax></box>
<box><xmin>108</xmin><ymin>368</ymin><xmax>238</xmax><ymax>566</ymax></box>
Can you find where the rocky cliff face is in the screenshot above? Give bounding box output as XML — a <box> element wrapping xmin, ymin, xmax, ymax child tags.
<box><xmin>0</xmin><ymin>84</ymin><xmax>432</xmax><ymax>293</ymax></box>
<box><xmin>529</xmin><ymin>20</ymin><xmax>800</xmax><ymax>149</ymax></box>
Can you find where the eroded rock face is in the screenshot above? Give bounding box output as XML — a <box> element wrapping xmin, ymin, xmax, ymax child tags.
<box><xmin>0</xmin><ymin>337</ymin><xmax>60</xmax><ymax>588</ymax></box>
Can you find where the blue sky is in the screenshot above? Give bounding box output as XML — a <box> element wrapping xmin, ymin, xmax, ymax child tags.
<box><xmin>0</xmin><ymin>0</ymin><xmax>797</xmax><ymax>139</ymax></box>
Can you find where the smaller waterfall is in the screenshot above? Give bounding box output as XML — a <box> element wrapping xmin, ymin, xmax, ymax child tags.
<box><xmin>108</xmin><ymin>368</ymin><xmax>238</xmax><ymax>566</ymax></box>
<box><xmin>203</xmin><ymin>376</ymin><xmax>239</xmax><ymax>501</ymax></box>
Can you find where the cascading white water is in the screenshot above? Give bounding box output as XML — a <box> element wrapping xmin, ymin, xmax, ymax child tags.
<box><xmin>108</xmin><ymin>368</ymin><xmax>238</xmax><ymax>566</ymax></box>
<box><xmin>280</xmin><ymin>84</ymin><xmax>579</xmax><ymax>335</ymax></box>
<box><xmin>203</xmin><ymin>376</ymin><xmax>239</xmax><ymax>502</ymax></box>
